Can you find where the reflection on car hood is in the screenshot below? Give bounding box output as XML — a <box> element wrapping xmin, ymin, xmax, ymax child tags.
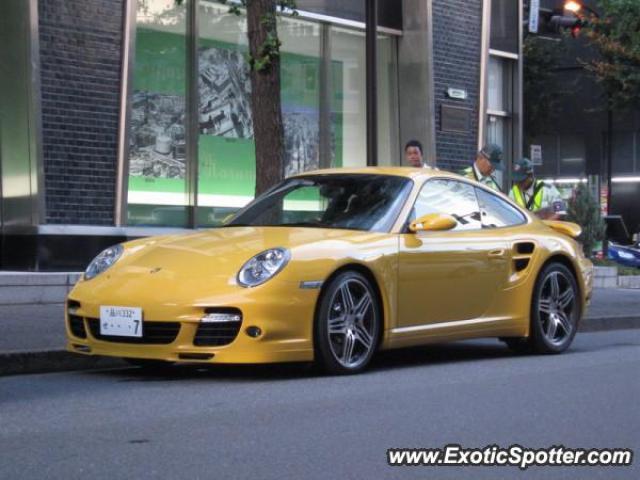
<box><xmin>121</xmin><ymin>226</ymin><xmax>375</xmax><ymax>276</ymax></box>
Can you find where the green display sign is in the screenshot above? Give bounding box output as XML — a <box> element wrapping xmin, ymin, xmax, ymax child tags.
<box><xmin>127</xmin><ymin>28</ymin><xmax>343</xmax><ymax>225</ymax></box>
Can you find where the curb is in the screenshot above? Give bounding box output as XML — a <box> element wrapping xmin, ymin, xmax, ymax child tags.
<box><xmin>580</xmin><ymin>315</ymin><xmax>640</xmax><ymax>333</ymax></box>
<box><xmin>1</xmin><ymin>316</ymin><xmax>639</xmax><ymax>377</ymax></box>
<box><xmin>0</xmin><ymin>350</ymin><xmax>125</xmax><ymax>377</ymax></box>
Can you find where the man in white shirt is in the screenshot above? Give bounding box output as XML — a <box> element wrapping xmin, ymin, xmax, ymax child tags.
<box><xmin>404</xmin><ymin>140</ymin><xmax>426</xmax><ymax>167</ymax></box>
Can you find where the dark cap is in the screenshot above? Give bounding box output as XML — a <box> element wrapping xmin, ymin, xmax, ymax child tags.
<box><xmin>479</xmin><ymin>144</ymin><xmax>503</xmax><ymax>170</ymax></box>
<box><xmin>512</xmin><ymin>157</ymin><xmax>534</xmax><ymax>182</ymax></box>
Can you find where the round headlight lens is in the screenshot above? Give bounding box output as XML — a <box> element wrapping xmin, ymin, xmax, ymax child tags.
<box><xmin>237</xmin><ymin>248</ymin><xmax>290</xmax><ymax>287</ymax></box>
<box><xmin>84</xmin><ymin>244</ymin><xmax>124</xmax><ymax>280</ymax></box>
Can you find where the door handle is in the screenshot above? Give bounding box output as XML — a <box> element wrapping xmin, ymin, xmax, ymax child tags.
<box><xmin>488</xmin><ymin>249</ymin><xmax>506</xmax><ymax>258</ymax></box>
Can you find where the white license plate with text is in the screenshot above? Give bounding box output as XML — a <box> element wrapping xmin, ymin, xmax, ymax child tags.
<box><xmin>100</xmin><ymin>306</ymin><xmax>143</xmax><ymax>337</ymax></box>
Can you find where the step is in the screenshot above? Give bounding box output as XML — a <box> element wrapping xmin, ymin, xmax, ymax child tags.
<box><xmin>0</xmin><ymin>272</ymin><xmax>82</xmax><ymax>305</ymax></box>
<box><xmin>618</xmin><ymin>275</ymin><xmax>640</xmax><ymax>289</ymax></box>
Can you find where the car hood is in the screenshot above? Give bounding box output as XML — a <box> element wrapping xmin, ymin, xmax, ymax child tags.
<box><xmin>123</xmin><ymin>226</ymin><xmax>371</xmax><ymax>269</ymax></box>
<box><xmin>77</xmin><ymin>226</ymin><xmax>388</xmax><ymax>299</ymax></box>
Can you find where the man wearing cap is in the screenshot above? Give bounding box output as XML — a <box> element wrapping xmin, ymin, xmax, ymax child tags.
<box><xmin>509</xmin><ymin>158</ymin><xmax>563</xmax><ymax>220</ymax></box>
<box><xmin>460</xmin><ymin>144</ymin><xmax>503</xmax><ymax>192</ymax></box>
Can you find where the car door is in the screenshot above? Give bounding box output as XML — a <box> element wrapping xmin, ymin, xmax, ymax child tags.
<box><xmin>397</xmin><ymin>179</ymin><xmax>511</xmax><ymax>328</ymax></box>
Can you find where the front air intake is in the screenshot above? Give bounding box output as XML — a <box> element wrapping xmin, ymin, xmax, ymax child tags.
<box><xmin>194</xmin><ymin>308</ymin><xmax>243</xmax><ymax>347</ymax></box>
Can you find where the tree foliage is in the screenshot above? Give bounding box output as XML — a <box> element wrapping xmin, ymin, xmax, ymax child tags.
<box><xmin>566</xmin><ymin>183</ymin><xmax>606</xmax><ymax>258</ymax></box>
<box><xmin>218</xmin><ymin>0</ymin><xmax>297</xmax><ymax>72</ymax></box>
<box><xmin>582</xmin><ymin>0</ymin><xmax>640</xmax><ymax>110</ymax></box>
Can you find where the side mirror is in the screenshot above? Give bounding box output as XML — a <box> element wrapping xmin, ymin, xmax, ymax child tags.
<box><xmin>409</xmin><ymin>213</ymin><xmax>457</xmax><ymax>233</ymax></box>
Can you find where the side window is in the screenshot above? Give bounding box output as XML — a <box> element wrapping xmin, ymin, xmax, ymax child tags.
<box><xmin>476</xmin><ymin>188</ymin><xmax>527</xmax><ymax>228</ymax></box>
<box><xmin>412</xmin><ymin>179</ymin><xmax>482</xmax><ymax>231</ymax></box>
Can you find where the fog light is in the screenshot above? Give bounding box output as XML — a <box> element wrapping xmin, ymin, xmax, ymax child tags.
<box><xmin>246</xmin><ymin>326</ymin><xmax>262</xmax><ymax>338</ymax></box>
<box><xmin>201</xmin><ymin>312</ymin><xmax>241</xmax><ymax>323</ymax></box>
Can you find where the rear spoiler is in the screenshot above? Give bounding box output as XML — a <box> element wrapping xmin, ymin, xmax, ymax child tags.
<box><xmin>542</xmin><ymin>220</ymin><xmax>582</xmax><ymax>239</ymax></box>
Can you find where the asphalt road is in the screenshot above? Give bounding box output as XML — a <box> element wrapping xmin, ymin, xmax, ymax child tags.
<box><xmin>1</xmin><ymin>330</ymin><xmax>638</xmax><ymax>480</ymax></box>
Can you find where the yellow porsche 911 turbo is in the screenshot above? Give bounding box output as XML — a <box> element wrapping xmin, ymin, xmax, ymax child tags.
<box><xmin>66</xmin><ymin>167</ymin><xmax>593</xmax><ymax>374</ymax></box>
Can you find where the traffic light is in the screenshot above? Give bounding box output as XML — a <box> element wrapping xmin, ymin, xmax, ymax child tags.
<box><xmin>527</xmin><ymin>5</ymin><xmax>586</xmax><ymax>38</ymax></box>
<box><xmin>549</xmin><ymin>15</ymin><xmax>585</xmax><ymax>37</ymax></box>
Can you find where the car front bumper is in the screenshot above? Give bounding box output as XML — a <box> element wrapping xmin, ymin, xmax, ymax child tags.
<box><xmin>65</xmin><ymin>283</ymin><xmax>318</xmax><ymax>364</ymax></box>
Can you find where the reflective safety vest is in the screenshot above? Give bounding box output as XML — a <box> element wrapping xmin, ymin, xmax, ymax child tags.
<box><xmin>511</xmin><ymin>180</ymin><xmax>545</xmax><ymax>211</ymax></box>
<box><xmin>460</xmin><ymin>166</ymin><xmax>502</xmax><ymax>192</ymax></box>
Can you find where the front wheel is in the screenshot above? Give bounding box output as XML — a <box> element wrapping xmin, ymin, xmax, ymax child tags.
<box><xmin>314</xmin><ymin>271</ymin><xmax>381</xmax><ymax>375</ymax></box>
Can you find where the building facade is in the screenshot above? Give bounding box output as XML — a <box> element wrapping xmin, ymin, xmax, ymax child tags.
<box><xmin>0</xmin><ymin>0</ymin><xmax>523</xmax><ymax>270</ymax></box>
<box><xmin>528</xmin><ymin>0</ymin><xmax>640</xmax><ymax>239</ymax></box>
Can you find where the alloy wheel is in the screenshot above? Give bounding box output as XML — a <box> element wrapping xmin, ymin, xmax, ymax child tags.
<box><xmin>538</xmin><ymin>270</ymin><xmax>576</xmax><ymax>347</ymax></box>
<box><xmin>326</xmin><ymin>277</ymin><xmax>377</xmax><ymax>369</ymax></box>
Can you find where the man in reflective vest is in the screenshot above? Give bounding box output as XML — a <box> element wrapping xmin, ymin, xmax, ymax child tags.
<box><xmin>509</xmin><ymin>158</ymin><xmax>562</xmax><ymax>220</ymax></box>
<box><xmin>460</xmin><ymin>144</ymin><xmax>503</xmax><ymax>192</ymax></box>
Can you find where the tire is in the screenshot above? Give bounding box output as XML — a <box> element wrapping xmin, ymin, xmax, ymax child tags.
<box><xmin>503</xmin><ymin>262</ymin><xmax>580</xmax><ymax>355</ymax></box>
<box><xmin>124</xmin><ymin>358</ymin><xmax>174</xmax><ymax>369</ymax></box>
<box><xmin>530</xmin><ymin>262</ymin><xmax>580</xmax><ymax>353</ymax></box>
<box><xmin>314</xmin><ymin>271</ymin><xmax>381</xmax><ymax>375</ymax></box>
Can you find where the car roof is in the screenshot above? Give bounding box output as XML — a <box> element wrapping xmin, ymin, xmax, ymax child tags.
<box><xmin>292</xmin><ymin>166</ymin><xmax>462</xmax><ymax>182</ymax></box>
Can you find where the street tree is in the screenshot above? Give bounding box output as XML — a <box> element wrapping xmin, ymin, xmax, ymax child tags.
<box><xmin>566</xmin><ymin>183</ymin><xmax>606</xmax><ymax>259</ymax></box>
<box><xmin>581</xmin><ymin>0</ymin><xmax>640</xmax><ymax>110</ymax></box>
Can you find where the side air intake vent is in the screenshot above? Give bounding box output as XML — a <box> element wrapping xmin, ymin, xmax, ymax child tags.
<box><xmin>512</xmin><ymin>242</ymin><xmax>536</xmax><ymax>274</ymax></box>
<box><xmin>514</xmin><ymin>258</ymin><xmax>530</xmax><ymax>272</ymax></box>
<box><xmin>515</xmin><ymin>242</ymin><xmax>535</xmax><ymax>255</ymax></box>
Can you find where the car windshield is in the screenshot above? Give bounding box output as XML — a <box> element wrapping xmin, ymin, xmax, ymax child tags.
<box><xmin>225</xmin><ymin>174</ymin><xmax>413</xmax><ymax>232</ymax></box>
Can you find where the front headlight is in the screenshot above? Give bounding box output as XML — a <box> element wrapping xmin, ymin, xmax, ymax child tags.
<box><xmin>237</xmin><ymin>248</ymin><xmax>290</xmax><ymax>288</ymax></box>
<box><xmin>617</xmin><ymin>250</ymin><xmax>635</xmax><ymax>260</ymax></box>
<box><xmin>84</xmin><ymin>244</ymin><xmax>124</xmax><ymax>280</ymax></box>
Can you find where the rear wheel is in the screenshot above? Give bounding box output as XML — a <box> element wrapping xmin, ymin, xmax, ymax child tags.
<box><xmin>314</xmin><ymin>271</ymin><xmax>381</xmax><ymax>375</ymax></box>
<box><xmin>503</xmin><ymin>262</ymin><xmax>579</xmax><ymax>354</ymax></box>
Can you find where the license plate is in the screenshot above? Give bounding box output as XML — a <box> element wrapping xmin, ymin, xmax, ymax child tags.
<box><xmin>100</xmin><ymin>306</ymin><xmax>143</xmax><ymax>337</ymax></box>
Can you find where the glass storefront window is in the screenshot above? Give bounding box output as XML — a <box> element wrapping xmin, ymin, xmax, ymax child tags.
<box><xmin>377</xmin><ymin>34</ymin><xmax>400</xmax><ymax>165</ymax></box>
<box><xmin>127</xmin><ymin>0</ymin><xmax>188</xmax><ymax>227</ymax></box>
<box><xmin>330</xmin><ymin>26</ymin><xmax>366</xmax><ymax>168</ymax></box>
<box><xmin>125</xmin><ymin>1</ymin><xmax>399</xmax><ymax>228</ymax></box>
<box><xmin>279</xmin><ymin>16</ymin><xmax>322</xmax><ymax>176</ymax></box>
<box><xmin>196</xmin><ymin>1</ymin><xmax>252</xmax><ymax>226</ymax></box>
<box><xmin>611</xmin><ymin>132</ymin><xmax>634</xmax><ymax>174</ymax></box>
<box><xmin>196</xmin><ymin>3</ymin><xmax>323</xmax><ymax>226</ymax></box>
<box><xmin>559</xmin><ymin>134</ymin><xmax>586</xmax><ymax>176</ymax></box>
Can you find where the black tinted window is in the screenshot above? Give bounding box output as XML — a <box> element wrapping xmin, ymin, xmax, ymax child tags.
<box><xmin>228</xmin><ymin>174</ymin><xmax>412</xmax><ymax>232</ymax></box>
<box><xmin>411</xmin><ymin>179</ymin><xmax>482</xmax><ymax>231</ymax></box>
<box><xmin>476</xmin><ymin>188</ymin><xmax>526</xmax><ymax>228</ymax></box>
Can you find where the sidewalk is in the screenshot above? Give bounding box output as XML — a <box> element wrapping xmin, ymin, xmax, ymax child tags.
<box><xmin>1</xmin><ymin>288</ymin><xmax>639</xmax><ymax>375</ymax></box>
